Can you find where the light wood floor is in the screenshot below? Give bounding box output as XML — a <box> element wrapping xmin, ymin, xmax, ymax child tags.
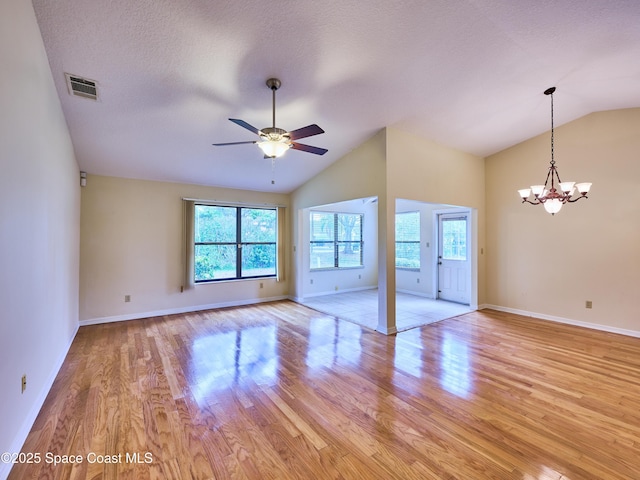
<box><xmin>9</xmin><ymin>301</ymin><xmax>640</xmax><ymax>479</ymax></box>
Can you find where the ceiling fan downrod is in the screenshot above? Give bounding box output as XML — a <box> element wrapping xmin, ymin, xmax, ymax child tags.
<box><xmin>266</xmin><ymin>78</ymin><xmax>281</xmax><ymax>129</ymax></box>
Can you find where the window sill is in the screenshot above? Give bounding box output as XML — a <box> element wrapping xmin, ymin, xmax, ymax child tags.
<box><xmin>309</xmin><ymin>266</ymin><xmax>365</xmax><ymax>272</ymax></box>
<box><xmin>195</xmin><ymin>275</ymin><xmax>276</xmax><ymax>285</ymax></box>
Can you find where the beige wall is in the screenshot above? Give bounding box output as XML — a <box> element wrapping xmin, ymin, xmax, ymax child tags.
<box><xmin>80</xmin><ymin>175</ymin><xmax>290</xmax><ymax>323</ymax></box>
<box><xmin>0</xmin><ymin>0</ymin><xmax>80</xmax><ymax>470</ymax></box>
<box><xmin>485</xmin><ymin>108</ymin><xmax>640</xmax><ymax>333</ymax></box>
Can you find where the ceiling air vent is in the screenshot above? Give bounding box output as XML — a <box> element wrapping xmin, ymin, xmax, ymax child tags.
<box><xmin>65</xmin><ymin>73</ymin><xmax>98</xmax><ymax>100</ymax></box>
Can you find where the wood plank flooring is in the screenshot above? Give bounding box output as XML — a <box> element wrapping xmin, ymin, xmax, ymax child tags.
<box><xmin>8</xmin><ymin>301</ymin><xmax>640</xmax><ymax>479</ymax></box>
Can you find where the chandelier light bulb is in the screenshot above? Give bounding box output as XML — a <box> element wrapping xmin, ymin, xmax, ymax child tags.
<box><xmin>543</xmin><ymin>198</ymin><xmax>563</xmax><ymax>215</ymax></box>
<box><xmin>576</xmin><ymin>182</ymin><xmax>592</xmax><ymax>194</ymax></box>
<box><xmin>531</xmin><ymin>185</ymin><xmax>545</xmax><ymax>197</ymax></box>
<box><xmin>518</xmin><ymin>188</ymin><xmax>531</xmax><ymax>199</ymax></box>
<box><xmin>559</xmin><ymin>181</ymin><xmax>575</xmax><ymax>193</ymax></box>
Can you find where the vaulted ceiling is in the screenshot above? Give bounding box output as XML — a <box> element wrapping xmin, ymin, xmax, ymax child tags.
<box><xmin>32</xmin><ymin>0</ymin><xmax>640</xmax><ymax>193</ymax></box>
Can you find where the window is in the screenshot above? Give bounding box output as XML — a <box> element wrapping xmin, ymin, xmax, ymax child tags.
<box><xmin>194</xmin><ymin>205</ymin><xmax>277</xmax><ymax>282</ymax></box>
<box><xmin>310</xmin><ymin>212</ymin><xmax>363</xmax><ymax>269</ymax></box>
<box><xmin>396</xmin><ymin>211</ymin><xmax>420</xmax><ymax>269</ymax></box>
<box><xmin>441</xmin><ymin>217</ymin><xmax>467</xmax><ymax>261</ymax></box>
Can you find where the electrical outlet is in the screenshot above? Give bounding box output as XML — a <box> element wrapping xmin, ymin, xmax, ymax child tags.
<box><xmin>310</xmin><ymin>279</ymin><xmax>313</xmax><ymax>285</ymax></box>
<box><xmin>260</xmin><ymin>282</ymin><xmax>264</xmax><ymax>289</ymax></box>
<box><xmin>417</xmin><ymin>278</ymin><xmax>420</xmax><ymax>283</ymax></box>
<box><xmin>124</xmin><ymin>295</ymin><xmax>131</xmax><ymax>303</ymax></box>
<box><xmin>335</xmin><ymin>286</ymin><xmax>339</xmax><ymax>291</ymax></box>
<box><xmin>21</xmin><ymin>374</ymin><xmax>27</xmax><ymax>394</ymax></box>
<box><xmin>358</xmin><ymin>274</ymin><xmax>361</xmax><ymax>279</ymax></box>
<box><xmin>586</xmin><ymin>300</ymin><xmax>592</xmax><ymax>309</ymax></box>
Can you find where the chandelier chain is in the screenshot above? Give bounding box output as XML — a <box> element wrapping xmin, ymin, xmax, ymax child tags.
<box><xmin>550</xmin><ymin>91</ymin><xmax>554</xmax><ymax>166</ymax></box>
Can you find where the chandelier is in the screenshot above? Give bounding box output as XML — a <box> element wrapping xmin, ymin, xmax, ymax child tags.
<box><xmin>517</xmin><ymin>87</ymin><xmax>591</xmax><ymax>215</ymax></box>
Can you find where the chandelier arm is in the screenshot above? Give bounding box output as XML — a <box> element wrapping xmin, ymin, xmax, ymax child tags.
<box><xmin>522</xmin><ymin>199</ymin><xmax>543</xmax><ymax>205</ymax></box>
<box><xmin>552</xmin><ymin>165</ymin><xmax>563</xmax><ymax>187</ymax></box>
<box><xmin>566</xmin><ymin>195</ymin><xmax>588</xmax><ymax>203</ymax></box>
<box><xmin>542</xmin><ymin>167</ymin><xmax>553</xmax><ymax>191</ymax></box>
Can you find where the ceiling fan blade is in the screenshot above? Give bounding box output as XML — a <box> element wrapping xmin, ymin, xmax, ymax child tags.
<box><xmin>288</xmin><ymin>124</ymin><xmax>325</xmax><ymax>140</ymax></box>
<box><xmin>229</xmin><ymin>118</ymin><xmax>261</xmax><ymax>135</ymax></box>
<box><xmin>291</xmin><ymin>142</ymin><xmax>328</xmax><ymax>155</ymax></box>
<box><xmin>212</xmin><ymin>140</ymin><xmax>257</xmax><ymax>146</ymax></box>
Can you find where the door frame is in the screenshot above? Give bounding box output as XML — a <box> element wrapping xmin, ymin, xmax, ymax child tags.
<box><xmin>431</xmin><ymin>207</ymin><xmax>477</xmax><ymax>308</ymax></box>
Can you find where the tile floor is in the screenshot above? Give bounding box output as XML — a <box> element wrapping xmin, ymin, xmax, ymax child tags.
<box><xmin>299</xmin><ymin>289</ymin><xmax>473</xmax><ymax>332</ymax></box>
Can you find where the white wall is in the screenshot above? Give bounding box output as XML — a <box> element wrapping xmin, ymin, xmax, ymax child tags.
<box><xmin>0</xmin><ymin>1</ymin><xmax>80</xmax><ymax>476</ymax></box>
<box><xmin>79</xmin><ymin>175</ymin><xmax>291</xmax><ymax>323</ymax></box>
<box><xmin>485</xmin><ymin>108</ymin><xmax>640</xmax><ymax>335</ymax></box>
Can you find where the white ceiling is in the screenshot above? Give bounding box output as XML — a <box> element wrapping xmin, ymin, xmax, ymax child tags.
<box><xmin>32</xmin><ymin>0</ymin><xmax>640</xmax><ymax>193</ymax></box>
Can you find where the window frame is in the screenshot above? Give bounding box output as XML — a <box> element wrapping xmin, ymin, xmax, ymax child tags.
<box><xmin>194</xmin><ymin>204</ymin><xmax>278</xmax><ymax>283</ymax></box>
<box><xmin>310</xmin><ymin>211</ymin><xmax>364</xmax><ymax>271</ymax></box>
<box><xmin>395</xmin><ymin>211</ymin><xmax>421</xmax><ymax>270</ymax></box>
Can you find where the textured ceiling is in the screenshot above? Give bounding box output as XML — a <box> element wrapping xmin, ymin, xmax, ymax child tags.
<box><xmin>32</xmin><ymin>0</ymin><xmax>640</xmax><ymax>193</ymax></box>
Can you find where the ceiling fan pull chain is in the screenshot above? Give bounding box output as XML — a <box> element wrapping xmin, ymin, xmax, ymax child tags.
<box><xmin>271</xmin><ymin>157</ymin><xmax>276</xmax><ymax>185</ymax></box>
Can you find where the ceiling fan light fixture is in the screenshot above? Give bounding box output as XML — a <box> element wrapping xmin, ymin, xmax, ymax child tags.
<box><xmin>258</xmin><ymin>139</ymin><xmax>290</xmax><ymax>158</ymax></box>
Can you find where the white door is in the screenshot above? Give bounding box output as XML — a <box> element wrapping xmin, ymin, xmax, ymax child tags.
<box><xmin>437</xmin><ymin>213</ymin><xmax>470</xmax><ymax>304</ymax></box>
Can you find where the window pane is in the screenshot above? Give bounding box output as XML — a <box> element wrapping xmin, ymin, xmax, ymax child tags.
<box><xmin>337</xmin><ymin>214</ymin><xmax>361</xmax><ymax>242</ymax></box>
<box><xmin>337</xmin><ymin>242</ymin><xmax>362</xmax><ymax>267</ymax></box>
<box><xmin>310</xmin><ymin>212</ymin><xmax>364</xmax><ymax>270</ymax></box>
<box><xmin>195</xmin><ymin>205</ymin><xmax>236</xmax><ymax>243</ymax></box>
<box><xmin>396</xmin><ymin>212</ymin><xmax>420</xmax><ymax>241</ymax></box>
<box><xmin>310</xmin><ymin>242</ymin><xmax>335</xmax><ymax>269</ymax></box>
<box><xmin>396</xmin><ymin>242</ymin><xmax>420</xmax><ymax>268</ymax></box>
<box><xmin>396</xmin><ymin>211</ymin><xmax>420</xmax><ymax>268</ymax></box>
<box><xmin>195</xmin><ymin>244</ymin><xmax>236</xmax><ymax>281</ymax></box>
<box><xmin>241</xmin><ymin>244</ymin><xmax>276</xmax><ymax>277</ymax></box>
<box><xmin>310</xmin><ymin>212</ymin><xmax>335</xmax><ymax>242</ymax></box>
<box><xmin>241</xmin><ymin>208</ymin><xmax>276</xmax><ymax>243</ymax></box>
<box><xmin>442</xmin><ymin>218</ymin><xmax>467</xmax><ymax>260</ymax></box>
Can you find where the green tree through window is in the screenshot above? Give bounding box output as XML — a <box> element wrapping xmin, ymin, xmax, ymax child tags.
<box><xmin>194</xmin><ymin>205</ymin><xmax>277</xmax><ymax>282</ymax></box>
<box><xmin>310</xmin><ymin>212</ymin><xmax>363</xmax><ymax>269</ymax></box>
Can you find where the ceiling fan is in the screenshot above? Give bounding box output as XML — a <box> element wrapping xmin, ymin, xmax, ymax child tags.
<box><xmin>213</xmin><ymin>78</ymin><xmax>327</xmax><ymax>158</ymax></box>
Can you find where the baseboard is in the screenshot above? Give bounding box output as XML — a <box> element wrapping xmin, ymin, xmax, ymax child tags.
<box><xmin>79</xmin><ymin>296</ymin><xmax>290</xmax><ymax>326</ymax></box>
<box><xmin>1</xmin><ymin>323</ymin><xmax>80</xmax><ymax>480</ymax></box>
<box><xmin>483</xmin><ymin>304</ymin><xmax>640</xmax><ymax>338</ymax></box>
<box><xmin>396</xmin><ymin>289</ymin><xmax>434</xmax><ymax>299</ymax></box>
<box><xmin>301</xmin><ymin>286</ymin><xmax>376</xmax><ymax>300</ymax></box>
<box><xmin>376</xmin><ymin>324</ymin><xmax>398</xmax><ymax>335</ymax></box>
